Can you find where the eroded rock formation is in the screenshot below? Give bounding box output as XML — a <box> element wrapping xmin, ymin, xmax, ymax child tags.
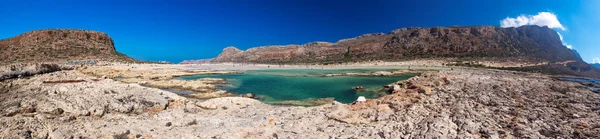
<box><xmin>0</xmin><ymin>29</ymin><xmax>134</xmax><ymax>64</ymax></box>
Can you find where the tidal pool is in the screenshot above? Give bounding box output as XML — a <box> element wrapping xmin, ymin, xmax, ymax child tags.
<box><xmin>180</xmin><ymin>69</ymin><xmax>416</xmax><ymax>104</ymax></box>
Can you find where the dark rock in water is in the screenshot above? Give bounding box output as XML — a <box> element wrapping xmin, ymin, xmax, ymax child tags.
<box><xmin>352</xmin><ymin>86</ymin><xmax>364</xmax><ymax>90</ymax></box>
<box><xmin>243</xmin><ymin>93</ymin><xmax>256</xmax><ymax>98</ymax></box>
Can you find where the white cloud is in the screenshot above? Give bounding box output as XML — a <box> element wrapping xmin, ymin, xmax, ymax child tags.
<box><xmin>557</xmin><ymin>32</ymin><xmax>563</xmax><ymax>41</ymax></box>
<box><xmin>500</xmin><ymin>12</ymin><xmax>566</xmax><ymax>30</ymax></box>
<box><xmin>557</xmin><ymin>32</ymin><xmax>572</xmax><ymax>49</ymax></box>
<box><xmin>565</xmin><ymin>44</ymin><xmax>573</xmax><ymax>49</ymax></box>
<box><xmin>594</xmin><ymin>57</ymin><xmax>600</xmax><ymax>63</ymax></box>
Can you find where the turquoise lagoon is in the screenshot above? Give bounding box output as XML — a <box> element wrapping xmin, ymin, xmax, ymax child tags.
<box><xmin>180</xmin><ymin>69</ymin><xmax>416</xmax><ymax>104</ymax></box>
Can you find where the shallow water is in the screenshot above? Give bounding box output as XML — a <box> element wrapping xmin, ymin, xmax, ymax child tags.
<box><xmin>560</xmin><ymin>78</ymin><xmax>600</xmax><ymax>91</ymax></box>
<box><xmin>180</xmin><ymin>69</ymin><xmax>416</xmax><ymax>103</ymax></box>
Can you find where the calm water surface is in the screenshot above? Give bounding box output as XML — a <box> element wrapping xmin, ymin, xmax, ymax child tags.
<box><xmin>180</xmin><ymin>69</ymin><xmax>416</xmax><ymax>103</ymax></box>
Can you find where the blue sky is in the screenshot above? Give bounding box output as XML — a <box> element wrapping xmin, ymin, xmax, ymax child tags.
<box><xmin>1</xmin><ymin>0</ymin><xmax>598</xmax><ymax>63</ymax></box>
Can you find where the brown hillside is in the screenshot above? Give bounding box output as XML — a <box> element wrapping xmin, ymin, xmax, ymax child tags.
<box><xmin>0</xmin><ymin>29</ymin><xmax>134</xmax><ymax>64</ymax></box>
<box><xmin>212</xmin><ymin>25</ymin><xmax>600</xmax><ymax>78</ymax></box>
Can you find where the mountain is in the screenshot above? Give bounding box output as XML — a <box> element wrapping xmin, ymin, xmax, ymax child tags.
<box><xmin>571</xmin><ymin>49</ymin><xmax>583</xmax><ymax>60</ymax></box>
<box><xmin>0</xmin><ymin>29</ymin><xmax>135</xmax><ymax>64</ymax></box>
<box><xmin>212</xmin><ymin>25</ymin><xmax>600</xmax><ymax>78</ymax></box>
<box><xmin>213</xmin><ymin>25</ymin><xmax>577</xmax><ymax>63</ymax></box>
<box><xmin>180</xmin><ymin>58</ymin><xmax>214</xmax><ymax>64</ymax></box>
<box><xmin>592</xmin><ymin>63</ymin><xmax>600</xmax><ymax>69</ymax></box>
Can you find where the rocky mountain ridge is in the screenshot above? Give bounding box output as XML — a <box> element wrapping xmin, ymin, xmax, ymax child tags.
<box><xmin>214</xmin><ymin>25</ymin><xmax>576</xmax><ymax>63</ymax></box>
<box><xmin>212</xmin><ymin>25</ymin><xmax>600</xmax><ymax>78</ymax></box>
<box><xmin>0</xmin><ymin>29</ymin><xmax>135</xmax><ymax>64</ymax></box>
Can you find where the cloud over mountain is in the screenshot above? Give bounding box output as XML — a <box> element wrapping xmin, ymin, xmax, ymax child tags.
<box><xmin>500</xmin><ymin>12</ymin><xmax>566</xmax><ymax>30</ymax></box>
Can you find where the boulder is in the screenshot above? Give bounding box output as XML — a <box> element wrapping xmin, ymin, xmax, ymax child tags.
<box><xmin>392</xmin><ymin>85</ymin><xmax>402</xmax><ymax>92</ymax></box>
<box><xmin>409</xmin><ymin>85</ymin><xmax>432</xmax><ymax>95</ymax></box>
<box><xmin>352</xmin><ymin>86</ymin><xmax>364</xmax><ymax>90</ymax></box>
<box><xmin>356</xmin><ymin>96</ymin><xmax>366</xmax><ymax>102</ymax></box>
<box><xmin>372</xmin><ymin>71</ymin><xmax>393</xmax><ymax>76</ymax></box>
<box><xmin>243</xmin><ymin>93</ymin><xmax>256</xmax><ymax>98</ymax></box>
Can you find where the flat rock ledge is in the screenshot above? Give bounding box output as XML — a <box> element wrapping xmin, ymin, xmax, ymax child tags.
<box><xmin>1</xmin><ymin>69</ymin><xmax>599</xmax><ymax>138</ymax></box>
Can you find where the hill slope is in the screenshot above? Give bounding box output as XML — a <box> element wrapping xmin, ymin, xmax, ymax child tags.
<box><xmin>592</xmin><ymin>63</ymin><xmax>600</xmax><ymax>69</ymax></box>
<box><xmin>214</xmin><ymin>25</ymin><xmax>577</xmax><ymax>63</ymax></box>
<box><xmin>212</xmin><ymin>25</ymin><xmax>600</xmax><ymax>78</ymax></box>
<box><xmin>0</xmin><ymin>29</ymin><xmax>134</xmax><ymax>64</ymax></box>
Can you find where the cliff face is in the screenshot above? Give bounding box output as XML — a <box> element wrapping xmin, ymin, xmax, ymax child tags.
<box><xmin>0</xmin><ymin>29</ymin><xmax>134</xmax><ymax>64</ymax></box>
<box><xmin>213</xmin><ymin>25</ymin><xmax>577</xmax><ymax>63</ymax></box>
<box><xmin>212</xmin><ymin>25</ymin><xmax>600</xmax><ymax>78</ymax></box>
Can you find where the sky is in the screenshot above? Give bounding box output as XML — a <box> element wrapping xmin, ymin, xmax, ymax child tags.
<box><xmin>0</xmin><ymin>0</ymin><xmax>598</xmax><ymax>63</ymax></box>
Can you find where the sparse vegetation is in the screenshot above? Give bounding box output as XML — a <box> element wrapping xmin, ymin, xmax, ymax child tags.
<box><xmin>0</xmin><ymin>29</ymin><xmax>136</xmax><ymax>65</ymax></box>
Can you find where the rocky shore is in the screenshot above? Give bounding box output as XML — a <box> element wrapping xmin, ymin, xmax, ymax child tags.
<box><xmin>1</xmin><ymin>64</ymin><xmax>599</xmax><ymax>138</ymax></box>
<box><xmin>78</xmin><ymin>65</ymin><xmax>242</xmax><ymax>98</ymax></box>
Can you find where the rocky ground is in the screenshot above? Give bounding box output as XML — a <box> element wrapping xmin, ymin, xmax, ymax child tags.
<box><xmin>0</xmin><ymin>66</ymin><xmax>599</xmax><ymax>138</ymax></box>
<box><xmin>78</xmin><ymin>65</ymin><xmax>242</xmax><ymax>98</ymax></box>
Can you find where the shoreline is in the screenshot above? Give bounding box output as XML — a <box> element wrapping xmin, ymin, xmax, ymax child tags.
<box><xmin>1</xmin><ymin>63</ymin><xmax>600</xmax><ymax>138</ymax></box>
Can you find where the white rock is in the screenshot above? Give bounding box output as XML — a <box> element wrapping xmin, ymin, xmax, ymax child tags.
<box><xmin>356</xmin><ymin>96</ymin><xmax>366</xmax><ymax>102</ymax></box>
<box><xmin>373</xmin><ymin>71</ymin><xmax>393</xmax><ymax>76</ymax></box>
<box><xmin>57</xmin><ymin>86</ymin><xmax>69</xmax><ymax>94</ymax></box>
<box><xmin>214</xmin><ymin>90</ymin><xmax>227</xmax><ymax>94</ymax></box>
<box><xmin>332</xmin><ymin>101</ymin><xmax>342</xmax><ymax>105</ymax></box>
<box><xmin>393</xmin><ymin>85</ymin><xmax>402</xmax><ymax>91</ymax></box>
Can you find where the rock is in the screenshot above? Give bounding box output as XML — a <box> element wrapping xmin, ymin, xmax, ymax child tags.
<box><xmin>409</xmin><ymin>85</ymin><xmax>432</xmax><ymax>95</ymax></box>
<box><xmin>4</xmin><ymin>106</ymin><xmax>20</xmax><ymax>116</ymax></box>
<box><xmin>373</xmin><ymin>71</ymin><xmax>393</xmax><ymax>76</ymax></box>
<box><xmin>356</xmin><ymin>96</ymin><xmax>366</xmax><ymax>102</ymax></box>
<box><xmin>183</xmin><ymin>103</ymin><xmax>202</xmax><ymax>113</ymax></box>
<box><xmin>433</xmin><ymin>80</ymin><xmax>444</xmax><ymax>86</ymax></box>
<box><xmin>243</xmin><ymin>93</ymin><xmax>255</xmax><ymax>98</ymax></box>
<box><xmin>48</xmin><ymin>108</ymin><xmax>64</xmax><ymax>115</ymax></box>
<box><xmin>332</xmin><ymin>101</ymin><xmax>342</xmax><ymax>105</ymax></box>
<box><xmin>57</xmin><ymin>86</ymin><xmax>69</xmax><ymax>94</ymax></box>
<box><xmin>392</xmin><ymin>85</ymin><xmax>402</xmax><ymax>92</ymax></box>
<box><xmin>58</xmin><ymin>115</ymin><xmax>75</xmax><ymax>122</ymax></box>
<box><xmin>91</xmin><ymin>107</ymin><xmax>105</xmax><ymax>117</ymax></box>
<box><xmin>272</xmin><ymin>98</ymin><xmax>335</xmax><ymax>106</ymax></box>
<box><xmin>352</xmin><ymin>86</ymin><xmax>364</xmax><ymax>90</ymax></box>
<box><xmin>188</xmin><ymin>90</ymin><xmax>236</xmax><ymax>99</ymax></box>
<box><xmin>214</xmin><ymin>90</ymin><xmax>226</xmax><ymax>94</ymax></box>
